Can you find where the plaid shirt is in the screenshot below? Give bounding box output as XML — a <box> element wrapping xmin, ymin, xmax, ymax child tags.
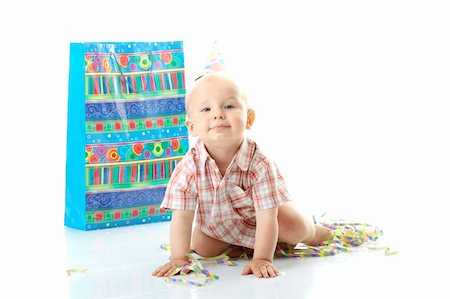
<box><xmin>160</xmin><ymin>137</ymin><xmax>291</xmax><ymax>248</ymax></box>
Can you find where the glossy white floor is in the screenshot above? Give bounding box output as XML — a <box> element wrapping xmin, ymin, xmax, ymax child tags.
<box><xmin>3</xmin><ymin>215</ymin><xmax>448</xmax><ymax>299</ymax></box>
<box><xmin>2</xmin><ymin>1</ymin><xmax>449</xmax><ymax>298</ymax></box>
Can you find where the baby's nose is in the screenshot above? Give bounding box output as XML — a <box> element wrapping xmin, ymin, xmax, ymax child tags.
<box><xmin>213</xmin><ymin>109</ymin><xmax>225</xmax><ymax>119</ymax></box>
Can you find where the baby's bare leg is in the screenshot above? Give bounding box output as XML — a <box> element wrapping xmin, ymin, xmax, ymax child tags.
<box><xmin>191</xmin><ymin>226</ymin><xmax>231</xmax><ymax>257</ymax></box>
<box><xmin>278</xmin><ymin>202</ymin><xmax>329</xmax><ymax>246</ymax></box>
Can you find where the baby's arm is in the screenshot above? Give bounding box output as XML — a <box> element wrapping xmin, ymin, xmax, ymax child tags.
<box><xmin>152</xmin><ymin>210</ymin><xmax>195</xmax><ymax>277</ymax></box>
<box><xmin>242</xmin><ymin>207</ymin><xmax>280</xmax><ymax>278</ymax></box>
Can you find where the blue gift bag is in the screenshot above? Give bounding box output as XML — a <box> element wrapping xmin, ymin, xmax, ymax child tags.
<box><xmin>65</xmin><ymin>41</ymin><xmax>188</xmax><ymax>230</ymax></box>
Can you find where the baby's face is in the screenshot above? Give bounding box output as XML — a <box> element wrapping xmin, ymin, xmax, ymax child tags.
<box><xmin>185</xmin><ymin>74</ymin><xmax>252</xmax><ymax>147</ymax></box>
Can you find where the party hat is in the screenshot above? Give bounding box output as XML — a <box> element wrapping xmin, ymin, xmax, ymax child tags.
<box><xmin>204</xmin><ymin>40</ymin><xmax>226</xmax><ymax>73</ymax></box>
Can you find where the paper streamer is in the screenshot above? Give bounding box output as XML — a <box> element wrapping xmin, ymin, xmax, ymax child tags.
<box><xmin>275</xmin><ymin>221</ymin><xmax>397</xmax><ymax>258</ymax></box>
<box><xmin>159</xmin><ymin>220</ymin><xmax>397</xmax><ymax>286</ymax></box>
<box><xmin>66</xmin><ymin>269</ymin><xmax>87</xmax><ymax>276</ymax></box>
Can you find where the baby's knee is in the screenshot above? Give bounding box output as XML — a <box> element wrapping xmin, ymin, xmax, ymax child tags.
<box><xmin>191</xmin><ymin>244</ymin><xmax>222</xmax><ymax>258</ymax></box>
<box><xmin>280</xmin><ymin>219</ymin><xmax>316</xmax><ymax>244</ymax></box>
<box><xmin>191</xmin><ymin>230</ymin><xmax>228</xmax><ymax>258</ymax></box>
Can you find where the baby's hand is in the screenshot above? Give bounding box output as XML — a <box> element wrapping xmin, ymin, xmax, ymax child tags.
<box><xmin>152</xmin><ymin>258</ymin><xmax>191</xmax><ymax>277</ymax></box>
<box><xmin>242</xmin><ymin>259</ymin><xmax>279</xmax><ymax>278</ymax></box>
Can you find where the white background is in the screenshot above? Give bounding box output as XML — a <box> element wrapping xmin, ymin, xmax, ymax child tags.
<box><xmin>1</xmin><ymin>0</ymin><xmax>449</xmax><ymax>297</ymax></box>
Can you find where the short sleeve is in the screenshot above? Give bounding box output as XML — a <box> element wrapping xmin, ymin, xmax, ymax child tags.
<box><xmin>160</xmin><ymin>155</ymin><xmax>197</xmax><ymax>211</ymax></box>
<box><xmin>250</xmin><ymin>157</ymin><xmax>291</xmax><ymax>211</ymax></box>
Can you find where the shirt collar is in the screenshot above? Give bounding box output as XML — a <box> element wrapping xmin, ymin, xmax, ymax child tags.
<box><xmin>234</xmin><ymin>137</ymin><xmax>253</xmax><ymax>171</ymax></box>
<box><xmin>195</xmin><ymin>137</ymin><xmax>253</xmax><ymax>171</ymax></box>
<box><xmin>195</xmin><ymin>139</ymin><xmax>210</xmax><ymax>167</ymax></box>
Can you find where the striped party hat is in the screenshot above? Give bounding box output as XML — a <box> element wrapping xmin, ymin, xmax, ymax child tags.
<box><xmin>204</xmin><ymin>40</ymin><xmax>226</xmax><ymax>73</ymax></box>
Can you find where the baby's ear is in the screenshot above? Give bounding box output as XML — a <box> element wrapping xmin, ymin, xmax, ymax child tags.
<box><xmin>246</xmin><ymin>109</ymin><xmax>255</xmax><ymax>129</ymax></box>
<box><xmin>185</xmin><ymin>118</ymin><xmax>197</xmax><ymax>136</ymax></box>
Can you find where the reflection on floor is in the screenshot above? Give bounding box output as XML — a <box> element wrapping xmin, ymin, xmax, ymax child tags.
<box><xmin>60</xmin><ymin>221</ymin><xmax>449</xmax><ymax>299</ymax></box>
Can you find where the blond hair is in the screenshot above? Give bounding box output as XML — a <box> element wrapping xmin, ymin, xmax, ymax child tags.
<box><xmin>184</xmin><ymin>73</ymin><xmax>250</xmax><ymax>115</ymax></box>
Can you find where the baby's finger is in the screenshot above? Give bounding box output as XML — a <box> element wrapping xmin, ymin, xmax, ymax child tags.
<box><xmin>260</xmin><ymin>266</ymin><xmax>269</xmax><ymax>278</ymax></box>
<box><xmin>250</xmin><ymin>267</ymin><xmax>262</xmax><ymax>278</ymax></box>
<box><xmin>164</xmin><ymin>266</ymin><xmax>180</xmax><ymax>277</ymax></box>
<box><xmin>267</xmin><ymin>266</ymin><xmax>277</xmax><ymax>277</ymax></box>
<box><xmin>152</xmin><ymin>266</ymin><xmax>161</xmax><ymax>276</ymax></box>
<box><xmin>153</xmin><ymin>264</ymin><xmax>170</xmax><ymax>276</ymax></box>
<box><xmin>241</xmin><ymin>265</ymin><xmax>252</xmax><ymax>275</ymax></box>
<box><xmin>253</xmin><ymin>267</ymin><xmax>262</xmax><ymax>278</ymax></box>
<box><xmin>152</xmin><ymin>266</ymin><xmax>167</xmax><ymax>277</ymax></box>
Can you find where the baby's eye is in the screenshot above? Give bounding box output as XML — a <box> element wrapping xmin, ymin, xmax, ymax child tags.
<box><xmin>200</xmin><ymin>107</ymin><xmax>211</xmax><ymax>112</ymax></box>
<box><xmin>224</xmin><ymin>105</ymin><xmax>234</xmax><ymax>109</ymax></box>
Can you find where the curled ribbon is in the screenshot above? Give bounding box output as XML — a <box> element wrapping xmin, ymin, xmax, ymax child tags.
<box><xmin>162</xmin><ymin>251</ymin><xmax>222</xmax><ymax>286</ymax></box>
<box><xmin>66</xmin><ymin>269</ymin><xmax>87</xmax><ymax>276</ymax></box>
<box><xmin>160</xmin><ymin>220</ymin><xmax>397</xmax><ymax>285</ymax></box>
<box><xmin>275</xmin><ymin>221</ymin><xmax>398</xmax><ymax>258</ymax></box>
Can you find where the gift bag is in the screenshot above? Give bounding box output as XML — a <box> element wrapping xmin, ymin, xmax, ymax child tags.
<box><xmin>65</xmin><ymin>41</ymin><xmax>188</xmax><ymax>230</ymax></box>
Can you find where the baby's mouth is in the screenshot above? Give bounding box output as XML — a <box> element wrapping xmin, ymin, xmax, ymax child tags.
<box><xmin>210</xmin><ymin>124</ymin><xmax>230</xmax><ymax>130</ymax></box>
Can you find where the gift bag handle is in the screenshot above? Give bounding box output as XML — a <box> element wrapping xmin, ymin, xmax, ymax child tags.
<box><xmin>109</xmin><ymin>49</ymin><xmax>154</xmax><ymax>94</ymax></box>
